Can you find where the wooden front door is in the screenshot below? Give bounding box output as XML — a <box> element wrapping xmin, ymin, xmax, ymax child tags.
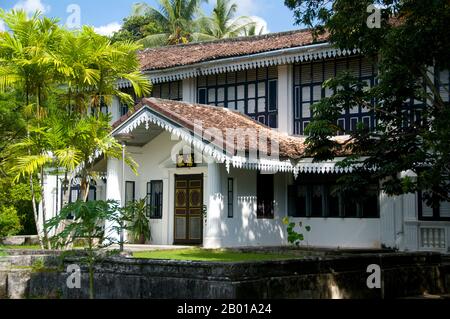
<box><xmin>174</xmin><ymin>174</ymin><xmax>203</xmax><ymax>245</ymax></box>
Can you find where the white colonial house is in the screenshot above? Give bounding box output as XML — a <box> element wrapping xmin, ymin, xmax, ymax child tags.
<box><xmin>42</xmin><ymin>30</ymin><xmax>450</xmax><ymax>252</ymax></box>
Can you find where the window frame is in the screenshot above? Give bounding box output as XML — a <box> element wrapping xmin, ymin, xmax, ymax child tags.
<box><xmin>288</xmin><ymin>175</ymin><xmax>380</xmax><ymax>219</ymax></box>
<box><xmin>227</xmin><ymin>178</ymin><xmax>234</xmax><ymax>218</ymax></box>
<box><xmin>418</xmin><ymin>191</ymin><xmax>450</xmax><ymax>222</ymax></box>
<box><xmin>196</xmin><ymin>67</ymin><xmax>278</xmax><ymax>128</ymax></box>
<box><xmin>125</xmin><ymin>181</ymin><xmax>136</xmax><ymax>207</ymax></box>
<box><xmin>147</xmin><ymin>180</ymin><xmax>164</xmax><ymax>220</ymax></box>
<box><xmin>293</xmin><ymin>56</ymin><xmax>377</xmax><ymax>135</ymax></box>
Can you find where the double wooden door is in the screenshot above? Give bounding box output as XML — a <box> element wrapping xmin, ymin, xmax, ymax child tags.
<box><xmin>174</xmin><ymin>174</ymin><xmax>203</xmax><ymax>245</ymax></box>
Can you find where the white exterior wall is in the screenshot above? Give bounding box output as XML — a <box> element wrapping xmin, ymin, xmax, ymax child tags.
<box><xmin>86</xmin><ymin>62</ymin><xmax>450</xmax><ymax>252</ymax></box>
<box><xmin>380</xmin><ymin>191</ymin><xmax>450</xmax><ymax>253</ymax></box>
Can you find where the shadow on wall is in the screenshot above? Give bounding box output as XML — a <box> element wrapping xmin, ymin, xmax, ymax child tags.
<box><xmin>217</xmin><ymin>196</ymin><xmax>286</xmax><ymax>247</ymax></box>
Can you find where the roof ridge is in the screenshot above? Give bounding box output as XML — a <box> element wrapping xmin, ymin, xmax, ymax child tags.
<box><xmin>139</xmin><ymin>28</ymin><xmax>313</xmax><ymax>53</ymax></box>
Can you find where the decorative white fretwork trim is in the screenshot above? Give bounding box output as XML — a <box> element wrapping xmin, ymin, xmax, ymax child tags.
<box><xmin>118</xmin><ymin>43</ymin><xmax>359</xmax><ymax>87</ymax></box>
<box><xmin>113</xmin><ymin>108</ymin><xmax>361</xmax><ymax>176</ymax></box>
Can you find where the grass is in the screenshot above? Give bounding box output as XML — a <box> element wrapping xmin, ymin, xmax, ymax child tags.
<box><xmin>0</xmin><ymin>250</ymin><xmax>7</xmax><ymax>257</ymax></box>
<box><xmin>133</xmin><ymin>248</ymin><xmax>302</xmax><ymax>262</ymax></box>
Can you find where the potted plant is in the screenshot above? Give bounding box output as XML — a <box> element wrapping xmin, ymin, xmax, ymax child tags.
<box><xmin>122</xmin><ymin>198</ymin><xmax>151</xmax><ymax>244</ymax></box>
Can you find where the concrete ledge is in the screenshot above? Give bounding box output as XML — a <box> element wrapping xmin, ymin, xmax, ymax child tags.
<box><xmin>1</xmin><ymin>236</ymin><xmax>39</xmax><ymax>246</ymax></box>
<box><xmin>1</xmin><ymin>251</ymin><xmax>449</xmax><ymax>299</ymax></box>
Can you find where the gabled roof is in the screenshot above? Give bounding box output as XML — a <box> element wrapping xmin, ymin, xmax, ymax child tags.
<box><xmin>112</xmin><ymin>98</ymin><xmax>352</xmax><ymax>175</ymax></box>
<box><xmin>138</xmin><ymin>29</ymin><xmax>328</xmax><ymax>72</ymax></box>
<box><xmin>113</xmin><ymin>98</ymin><xmax>308</xmax><ymax>160</ymax></box>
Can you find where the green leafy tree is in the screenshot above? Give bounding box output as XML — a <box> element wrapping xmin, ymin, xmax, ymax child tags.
<box><xmin>46</xmin><ymin>200</ymin><xmax>123</xmax><ymax>299</ymax></box>
<box><xmin>199</xmin><ymin>0</ymin><xmax>254</xmax><ymax>40</ymax></box>
<box><xmin>0</xmin><ymin>206</ymin><xmax>22</xmax><ymax>239</ymax></box>
<box><xmin>132</xmin><ymin>0</ymin><xmax>209</xmax><ymax>47</ymax></box>
<box><xmin>1</xmin><ymin>10</ymin><xmax>150</xmax><ymax>248</ymax></box>
<box><xmin>0</xmin><ymin>10</ymin><xmax>67</xmax><ymax>248</ymax></box>
<box><xmin>111</xmin><ymin>15</ymin><xmax>163</xmax><ymax>43</ymax></box>
<box><xmin>285</xmin><ymin>0</ymin><xmax>450</xmax><ymax>204</ymax></box>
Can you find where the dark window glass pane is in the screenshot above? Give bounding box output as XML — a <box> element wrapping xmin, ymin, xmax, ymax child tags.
<box><xmin>150</xmin><ymin>181</ymin><xmax>163</xmax><ymax>219</ymax></box>
<box><xmin>311</xmin><ymin>185</ymin><xmax>323</xmax><ymax>217</ymax></box>
<box><xmin>361</xmin><ymin>187</ymin><xmax>379</xmax><ymax>218</ymax></box>
<box><xmin>268</xmin><ymin>113</ymin><xmax>277</xmax><ymax>129</ymax></box>
<box><xmin>268</xmin><ymin>80</ymin><xmax>277</xmax><ymax>110</ymax></box>
<box><xmin>257</xmin><ymin>173</ymin><xmax>274</xmax><ymax>219</ymax></box>
<box><xmin>328</xmin><ymin>185</ymin><xmax>340</xmax><ymax>217</ymax></box>
<box><xmin>228</xmin><ymin>178</ymin><xmax>234</xmax><ymax>218</ymax></box>
<box><xmin>288</xmin><ymin>185</ymin><xmax>307</xmax><ymax>217</ymax></box>
<box><xmin>125</xmin><ymin>182</ymin><xmax>135</xmax><ymax>206</ymax></box>
<box><xmin>198</xmin><ymin>88</ymin><xmax>207</xmax><ymax>104</ymax></box>
<box><xmin>343</xmin><ymin>194</ymin><xmax>358</xmax><ymax>217</ymax></box>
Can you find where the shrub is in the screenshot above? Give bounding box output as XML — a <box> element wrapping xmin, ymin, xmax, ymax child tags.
<box><xmin>0</xmin><ymin>206</ymin><xmax>22</xmax><ymax>239</ymax></box>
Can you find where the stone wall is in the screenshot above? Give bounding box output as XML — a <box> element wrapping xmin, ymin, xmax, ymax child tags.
<box><xmin>1</xmin><ymin>252</ymin><xmax>449</xmax><ymax>299</ymax></box>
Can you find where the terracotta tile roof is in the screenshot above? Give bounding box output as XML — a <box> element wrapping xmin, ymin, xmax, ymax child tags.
<box><xmin>113</xmin><ymin>98</ymin><xmax>310</xmax><ymax>160</ymax></box>
<box><xmin>138</xmin><ymin>29</ymin><xmax>328</xmax><ymax>71</ymax></box>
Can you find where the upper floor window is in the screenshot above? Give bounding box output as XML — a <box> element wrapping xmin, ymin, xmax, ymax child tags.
<box><xmin>293</xmin><ymin>56</ymin><xmax>377</xmax><ymax>135</ymax></box>
<box><xmin>152</xmin><ymin>81</ymin><xmax>183</xmax><ymax>101</ymax></box>
<box><xmin>197</xmin><ymin>67</ymin><xmax>278</xmax><ymax>128</ymax></box>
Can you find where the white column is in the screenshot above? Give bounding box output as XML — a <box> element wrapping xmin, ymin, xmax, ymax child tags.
<box><xmin>182</xmin><ymin>78</ymin><xmax>197</xmax><ymax>103</ymax></box>
<box><xmin>277</xmin><ymin>64</ymin><xmax>294</xmax><ymax>135</ymax></box>
<box><xmin>110</xmin><ymin>96</ymin><xmax>121</xmax><ymax>124</ymax></box>
<box><xmin>204</xmin><ymin>163</ymin><xmax>224</xmax><ymax>248</ymax></box>
<box><xmin>105</xmin><ymin>158</ymin><xmax>122</xmax><ymax>241</ymax></box>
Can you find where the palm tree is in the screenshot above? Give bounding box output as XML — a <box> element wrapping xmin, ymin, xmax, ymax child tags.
<box><xmin>0</xmin><ymin>10</ymin><xmax>67</xmax><ymax>248</ymax></box>
<box><xmin>1</xmin><ymin>10</ymin><xmax>150</xmax><ymax>248</ymax></box>
<box><xmin>243</xmin><ymin>21</ymin><xmax>266</xmax><ymax>36</ymax></box>
<box><xmin>132</xmin><ymin>0</ymin><xmax>209</xmax><ymax>47</ymax></box>
<box><xmin>199</xmin><ymin>0</ymin><xmax>254</xmax><ymax>40</ymax></box>
<box><xmin>56</xmin><ymin>26</ymin><xmax>151</xmax><ymax>115</ymax></box>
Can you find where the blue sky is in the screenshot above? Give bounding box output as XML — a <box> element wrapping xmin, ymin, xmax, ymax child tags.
<box><xmin>0</xmin><ymin>0</ymin><xmax>299</xmax><ymax>35</ymax></box>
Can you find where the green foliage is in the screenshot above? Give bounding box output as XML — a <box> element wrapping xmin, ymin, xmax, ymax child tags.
<box><xmin>111</xmin><ymin>15</ymin><xmax>163</xmax><ymax>43</ymax></box>
<box><xmin>0</xmin><ymin>10</ymin><xmax>149</xmax><ymax>246</ymax></box>
<box><xmin>283</xmin><ymin>217</ymin><xmax>311</xmax><ymax>246</ymax></box>
<box><xmin>0</xmin><ymin>206</ymin><xmax>22</xmax><ymax>238</ymax></box>
<box><xmin>45</xmin><ymin>200</ymin><xmax>122</xmax><ymax>249</ymax></box>
<box><xmin>118</xmin><ymin>0</ymin><xmax>261</xmax><ymax>47</ymax></box>
<box><xmin>122</xmin><ymin>198</ymin><xmax>151</xmax><ymax>244</ymax></box>
<box><xmin>198</xmin><ymin>0</ymin><xmax>255</xmax><ymax>40</ymax></box>
<box><xmin>285</xmin><ymin>0</ymin><xmax>450</xmax><ymax>202</ymax></box>
<box><xmin>46</xmin><ymin>200</ymin><xmax>124</xmax><ymax>299</ymax></box>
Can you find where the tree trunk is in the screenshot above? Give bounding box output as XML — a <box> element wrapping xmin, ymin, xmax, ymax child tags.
<box><xmin>80</xmin><ymin>166</ymin><xmax>91</xmax><ymax>203</ymax></box>
<box><xmin>40</xmin><ymin>166</ymin><xmax>51</xmax><ymax>249</ymax></box>
<box><xmin>30</xmin><ymin>174</ymin><xmax>44</xmax><ymax>250</ymax></box>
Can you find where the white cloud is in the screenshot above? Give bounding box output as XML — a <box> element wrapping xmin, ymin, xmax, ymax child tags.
<box><xmin>0</xmin><ymin>20</ymin><xmax>6</xmax><ymax>32</ymax></box>
<box><xmin>13</xmin><ymin>0</ymin><xmax>50</xmax><ymax>15</ymax></box>
<box><xmin>234</xmin><ymin>0</ymin><xmax>263</xmax><ymax>16</ymax></box>
<box><xmin>231</xmin><ymin>0</ymin><xmax>270</xmax><ymax>35</ymax></box>
<box><xmin>94</xmin><ymin>22</ymin><xmax>122</xmax><ymax>37</ymax></box>
<box><xmin>248</xmin><ymin>16</ymin><xmax>269</xmax><ymax>34</ymax></box>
